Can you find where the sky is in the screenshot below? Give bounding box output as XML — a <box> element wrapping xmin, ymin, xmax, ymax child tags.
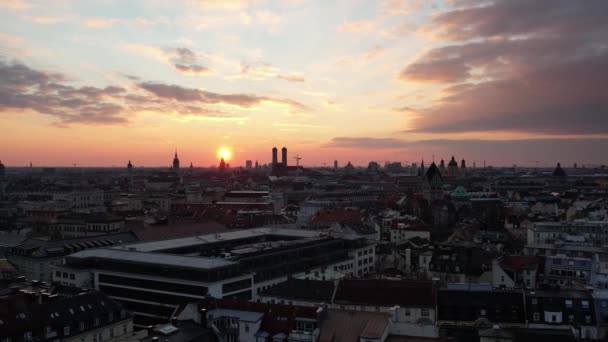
<box><xmin>0</xmin><ymin>0</ymin><xmax>607</xmax><ymax>167</ymax></box>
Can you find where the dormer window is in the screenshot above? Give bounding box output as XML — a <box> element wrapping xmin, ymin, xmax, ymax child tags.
<box><xmin>64</xmin><ymin>326</ymin><xmax>70</xmax><ymax>335</ymax></box>
<box><xmin>120</xmin><ymin>310</ymin><xmax>126</xmax><ymax>319</ymax></box>
<box><xmin>79</xmin><ymin>321</ymin><xmax>84</xmax><ymax>331</ymax></box>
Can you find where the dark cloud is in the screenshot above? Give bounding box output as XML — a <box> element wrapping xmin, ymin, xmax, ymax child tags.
<box><xmin>173</xmin><ymin>64</ymin><xmax>212</xmax><ymax>75</ymax></box>
<box><xmin>163</xmin><ymin>47</ymin><xmax>213</xmax><ymax>76</ymax></box>
<box><xmin>0</xmin><ymin>58</ymin><xmax>299</xmax><ymax>126</ymax></box>
<box><xmin>138</xmin><ymin>81</ymin><xmax>310</xmax><ymax>111</ymax></box>
<box><xmin>430</xmin><ymin>0</ymin><xmax>608</xmax><ymax>41</ymax></box>
<box><xmin>398</xmin><ymin>0</ymin><xmax>608</xmax><ymax>135</ymax></box>
<box><xmin>0</xmin><ymin>59</ymin><xmax>128</xmax><ymax>125</ymax></box>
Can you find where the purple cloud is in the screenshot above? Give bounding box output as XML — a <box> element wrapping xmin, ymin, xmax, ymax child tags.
<box><xmin>398</xmin><ymin>0</ymin><xmax>608</xmax><ymax>135</ymax></box>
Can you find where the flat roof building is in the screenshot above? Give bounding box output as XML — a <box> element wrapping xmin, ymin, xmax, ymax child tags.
<box><xmin>56</xmin><ymin>227</ymin><xmax>377</xmax><ymax>327</ymax></box>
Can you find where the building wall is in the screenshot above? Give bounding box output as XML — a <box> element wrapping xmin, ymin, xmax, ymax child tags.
<box><xmin>64</xmin><ymin>318</ymin><xmax>133</xmax><ymax>342</ymax></box>
<box><xmin>258</xmin><ymin>295</ymin><xmax>323</xmax><ymax>307</ymax></box>
<box><xmin>492</xmin><ymin>262</ymin><xmax>516</xmax><ymax>288</ymax></box>
<box><xmin>53</xmin><ymin>190</ymin><xmax>105</xmax><ymax>209</ymax></box>
<box><xmin>52</xmin><ymin>266</ymin><xmax>93</xmax><ymax>287</ymax></box>
<box><xmin>7</xmin><ymin>255</ymin><xmax>63</xmax><ymax>282</ymax></box>
<box><xmin>389</xmin><ymin>229</ymin><xmax>430</xmax><ymax>244</ymax></box>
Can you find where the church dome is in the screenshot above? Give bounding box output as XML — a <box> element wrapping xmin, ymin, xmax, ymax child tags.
<box><xmin>448</xmin><ymin>156</ymin><xmax>458</xmax><ymax>167</ymax></box>
<box><xmin>552</xmin><ymin>163</ymin><xmax>566</xmax><ymax>177</ymax></box>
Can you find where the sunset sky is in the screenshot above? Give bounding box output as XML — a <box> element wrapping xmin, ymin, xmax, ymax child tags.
<box><xmin>0</xmin><ymin>0</ymin><xmax>607</xmax><ymax>167</ymax></box>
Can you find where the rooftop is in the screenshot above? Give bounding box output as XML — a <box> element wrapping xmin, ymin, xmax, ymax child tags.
<box><xmin>259</xmin><ymin>278</ymin><xmax>335</xmax><ymax>302</ymax></box>
<box><xmin>68</xmin><ymin>248</ymin><xmax>238</xmax><ymax>270</ymax></box>
<box><xmin>118</xmin><ymin>227</ymin><xmax>323</xmax><ymax>252</ymax></box>
<box><xmin>334</xmin><ymin>279</ymin><xmax>435</xmax><ymax>307</ymax></box>
<box><xmin>319</xmin><ymin>310</ymin><xmax>389</xmax><ymax>342</ymax></box>
<box><xmin>208</xmin><ymin>308</ymin><xmax>264</xmax><ymax>322</ymax></box>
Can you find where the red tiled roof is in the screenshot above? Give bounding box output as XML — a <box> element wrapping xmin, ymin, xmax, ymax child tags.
<box><xmin>360</xmin><ymin>317</ymin><xmax>388</xmax><ymax>339</ymax></box>
<box><xmin>319</xmin><ymin>310</ymin><xmax>389</xmax><ymax>342</ymax></box>
<box><xmin>501</xmin><ymin>255</ymin><xmax>541</xmax><ymax>271</ymax></box>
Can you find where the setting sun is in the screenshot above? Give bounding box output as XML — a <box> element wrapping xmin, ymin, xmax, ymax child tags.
<box><xmin>218</xmin><ymin>147</ymin><xmax>232</xmax><ymax>161</ymax></box>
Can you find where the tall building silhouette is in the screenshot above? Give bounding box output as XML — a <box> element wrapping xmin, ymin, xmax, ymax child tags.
<box><xmin>281</xmin><ymin>147</ymin><xmax>287</xmax><ymax>166</ymax></box>
<box><xmin>172</xmin><ymin>150</ymin><xmax>180</xmax><ymax>170</ymax></box>
<box><xmin>272</xmin><ymin>147</ymin><xmax>278</xmax><ymax>169</ymax></box>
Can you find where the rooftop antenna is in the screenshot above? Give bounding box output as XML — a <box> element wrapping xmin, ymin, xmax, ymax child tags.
<box><xmin>293</xmin><ymin>154</ymin><xmax>302</xmax><ymax>167</ymax></box>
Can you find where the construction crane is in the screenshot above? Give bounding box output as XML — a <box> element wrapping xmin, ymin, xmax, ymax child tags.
<box><xmin>293</xmin><ymin>154</ymin><xmax>302</xmax><ymax>166</ymax></box>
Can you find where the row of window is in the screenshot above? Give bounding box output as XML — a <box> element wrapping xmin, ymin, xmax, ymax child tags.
<box><xmin>56</xmin><ymin>270</ymin><xmax>76</xmax><ymax>280</ymax></box>
<box><xmin>98</xmin><ymin>274</ymin><xmax>209</xmax><ymax>296</ymax></box>
<box><xmin>357</xmin><ymin>248</ymin><xmax>374</xmax><ymax>257</ymax></box>
<box><xmin>357</xmin><ymin>257</ymin><xmax>374</xmax><ymax>266</ymax></box>
<box><xmin>530</xmin><ymin>298</ymin><xmax>590</xmax><ymax>309</ymax></box>
<box><xmin>532</xmin><ymin>312</ymin><xmax>592</xmax><ymax>324</ymax></box>
<box><xmin>334</xmin><ymin>263</ymin><xmax>354</xmax><ymax>272</ymax></box>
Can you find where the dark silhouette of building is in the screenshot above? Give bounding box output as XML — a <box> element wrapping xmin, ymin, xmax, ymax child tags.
<box><xmin>418</xmin><ymin>159</ymin><xmax>425</xmax><ymax>176</ymax></box>
<box><xmin>219</xmin><ymin>158</ymin><xmax>226</xmax><ymax>172</ymax></box>
<box><xmin>281</xmin><ymin>147</ymin><xmax>287</xmax><ymax>166</ymax></box>
<box><xmin>0</xmin><ymin>160</ymin><xmax>5</xmax><ymax>178</ymax></box>
<box><xmin>127</xmin><ymin>160</ymin><xmax>132</xmax><ymax>173</ymax></box>
<box><xmin>447</xmin><ymin>156</ymin><xmax>459</xmax><ymax>176</ymax></box>
<box><xmin>553</xmin><ymin>162</ymin><xmax>567</xmax><ymax>177</ymax></box>
<box><xmin>172</xmin><ymin>150</ymin><xmax>180</xmax><ymax>170</ymax></box>
<box><xmin>423</xmin><ymin>162</ymin><xmax>443</xmax><ymax>202</ymax></box>
<box><xmin>272</xmin><ymin>147</ymin><xmax>278</xmax><ymax>169</ymax></box>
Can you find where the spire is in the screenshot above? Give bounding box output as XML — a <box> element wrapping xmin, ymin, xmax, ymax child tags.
<box><xmin>174</xmin><ymin>148</ymin><xmax>178</xmax><ymax>158</ymax></box>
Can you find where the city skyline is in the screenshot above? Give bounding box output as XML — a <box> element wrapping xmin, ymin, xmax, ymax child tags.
<box><xmin>1</xmin><ymin>0</ymin><xmax>607</xmax><ymax>167</ymax></box>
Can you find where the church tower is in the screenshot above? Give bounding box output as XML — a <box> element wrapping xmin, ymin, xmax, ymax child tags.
<box><xmin>172</xmin><ymin>150</ymin><xmax>180</xmax><ymax>170</ymax></box>
<box><xmin>423</xmin><ymin>162</ymin><xmax>443</xmax><ymax>202</ymax></box>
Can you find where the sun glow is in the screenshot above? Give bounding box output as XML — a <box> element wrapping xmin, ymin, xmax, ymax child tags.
<box><xmin>218</xmin><ymin>147</ymin><xmax>232</xmax><ymax>161</ymax></box>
